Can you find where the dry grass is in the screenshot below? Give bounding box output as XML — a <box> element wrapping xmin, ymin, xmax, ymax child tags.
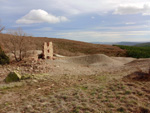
<box><xmin>0</xmin><ymin>71</ymin><xmax>150</xmax><ymax>113</ymax></box>
<box><xmin>0</xmin><ymin>33</ymin><xmax>126</xmax><ymax>57</ymax></box>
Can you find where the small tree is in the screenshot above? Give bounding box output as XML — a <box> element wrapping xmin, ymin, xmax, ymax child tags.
<box><xmin>5</xmin><ymin>28</ymin><xmax>34</xmax><ymax>62</ymax></box>
<box><xmin>0</xmin><ymin>21</ymin><xmax>5</xmax><ymax>52</ymax></box>
<box><xmin>0</xmin><ymin>21</ymin><xmax>5</xmax><ymax>33</ymax></box>
<box><xmin>0</xmin><ymin>26</ymin><xmax>4</xmax><ymax>33</ymax></box>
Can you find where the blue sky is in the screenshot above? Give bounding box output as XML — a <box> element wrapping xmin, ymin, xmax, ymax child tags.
<box><xmin>0</xmin><ymin>0</ymin><xmax>150</xmax><ymax>42</ymax></box>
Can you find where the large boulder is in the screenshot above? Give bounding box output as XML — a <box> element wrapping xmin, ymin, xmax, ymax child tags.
<box><xmin>4</xmin><ymin>71</ymin><xmax>21</xmax><ymax>83</ymax></box>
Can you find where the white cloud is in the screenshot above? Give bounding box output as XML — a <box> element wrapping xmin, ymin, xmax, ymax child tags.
<box><xmin>114</xmin><ymin>4</ymin><xmax>150</xmax><ymax>15</ymax></box>
<box><xmin>16</xmin><ymin>9</ymin><xmax>69</xmax><ymax>24</ymax></box>
<box><xmin>125</xmin><ymin>22</ymin><xmax>136</xmax><ymax>25</ymax></box>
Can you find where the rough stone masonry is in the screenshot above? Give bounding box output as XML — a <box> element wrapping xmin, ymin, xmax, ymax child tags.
<box><xmin>43</xmin><ymin>42</ymin><xmax>53</xmax><ymax>60</ymax></box>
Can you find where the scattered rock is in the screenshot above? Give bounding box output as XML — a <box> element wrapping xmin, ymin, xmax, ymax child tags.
<box><xmin>16</xmin><ymin>67</ymin><xmax>20</xmax><ymax>71</ymax></box>
<box><xmin>33</xmin><ymin>79</ymin><xmax>38</xmax><ymax>83</ymax></box>
<box><xmin>37</xmin><ymin>88</ymin><xmax>41</xmax><ymax>90</ymax></box>
<box><xmin>21</xmin><ymin>74</ymin><xmax>32</xmax><ymax>80</ymax></box>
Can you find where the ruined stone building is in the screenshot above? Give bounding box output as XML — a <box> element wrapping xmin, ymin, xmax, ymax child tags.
<box><xmin>43</xmin><ymin>42</ymin><xmax>53</xmax><ymax>59</ymax></box>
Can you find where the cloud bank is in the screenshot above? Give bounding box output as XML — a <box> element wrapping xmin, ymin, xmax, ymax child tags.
<box><xmin>2</xmin><ymin>0</ymin><xmax>149</xmax><ymax>15</ymax></box>
<box><xmin>114</xmin><ymin>4</ymin><xmax>150</xmax><ymax>15</ymax></box>
<box><xmin>48</xmin><ymin>0</ymin><xmax>150</xmax><ymax>15</ymax></box>
<box><xmin>16</xmin><ymin>9</ymin><xmax>68</xmax><ymax>24</ymax></box>
<box><xmin>55</xmin><ymin>31</ymin><xmax>150</xmax><ymax>42</ymax></box>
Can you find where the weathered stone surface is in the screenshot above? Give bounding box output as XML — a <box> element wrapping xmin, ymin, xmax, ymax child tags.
<box><xmin>43</xmin><ymin>42</ymin><xmax>53</xmax><ymax>60</ymax></box>
<box><xmin>4</xmin><ymin>71</ymin><xmax>21</xmax><ymax>83</ymax></box>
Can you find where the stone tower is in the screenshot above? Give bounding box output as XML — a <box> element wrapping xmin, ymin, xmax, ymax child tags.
<box><xmin>43</xmin><ymin>42</ymin><xmax>53</xmax><ymax>59</ymax></box>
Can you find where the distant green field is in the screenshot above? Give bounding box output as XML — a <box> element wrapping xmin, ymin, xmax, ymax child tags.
<box><xmin>114</xmin><ymin>45</ymin><xmax>150</xmax><ymax>58</ymax></box>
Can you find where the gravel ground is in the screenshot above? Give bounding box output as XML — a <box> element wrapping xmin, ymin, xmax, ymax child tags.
<box><xmin>0</xmin><ymin>54</ymin><xmax>150</xmax><ymax>83</ymax></box>
<box><xmin>0</xmin><ymin>54</ymin><xmax>136</xmax><ymax>83</ymax></box>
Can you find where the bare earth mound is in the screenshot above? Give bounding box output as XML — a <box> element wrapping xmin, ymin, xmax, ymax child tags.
<box><xmin>64</xmin><ymin>54</ymin><xmax>124</xmax><ymax>66</ymax></box>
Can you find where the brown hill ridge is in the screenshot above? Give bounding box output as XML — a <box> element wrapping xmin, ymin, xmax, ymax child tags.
<box><xmin>0</xmin><ymin>33</ymin><xmax>125</xmax><ymax>57</ymax></box>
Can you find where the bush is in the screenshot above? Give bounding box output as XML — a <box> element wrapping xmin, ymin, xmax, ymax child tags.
<box><xmin>0</xmin><ymin>46</ymin><xmax>9</xmax><ymax>65</ymax></box>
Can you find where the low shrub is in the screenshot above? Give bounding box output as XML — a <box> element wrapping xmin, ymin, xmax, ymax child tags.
<box><xmin>0</xmin><ymin>46</ymin><xmax>9</xmax><ymax>65</ymax></box>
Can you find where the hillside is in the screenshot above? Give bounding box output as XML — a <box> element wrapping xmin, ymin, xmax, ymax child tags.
<box><xmin>135</xmin><ymin>42</ymin><xmax>150</xmax><ymax>47</ymax></box>
<box><xmin>92</xmin><ymin>41</ymin><xmax>142</xmax><ymax>46</ymax></box>
<box><xmin>0</xmin><ymin>33</ymin><xmax>125</xmax><ymax>57</ymax></box>
<box><xmin>115</xmin><ymin>42</ymin><xmax>142</xmax><ymax>46</ymax></box>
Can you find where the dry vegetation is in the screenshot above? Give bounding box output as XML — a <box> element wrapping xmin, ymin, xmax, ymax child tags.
<box><xmin>3</xmin><ymin>29</ymin><xmax>35</xmax><ymax>62</ymax></box>
<box><xmin>0</xmin><ymin>69</ymin><xmax>150</xmax><ymax>113</ymax></box>
<box><xmin>0</xmin><ymin>54</ymin><xmax>150</xmax><ymax>113</ymax></box>
<box><xmin>0</xmin><ymin>33</ymin><xmax>126</xmax><ymax>57</ymax></box>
